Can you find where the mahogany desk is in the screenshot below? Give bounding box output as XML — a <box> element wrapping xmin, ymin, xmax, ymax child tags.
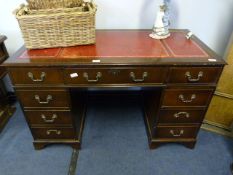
<box><xmin>3</xmin><ymin>30</ymin><xmax>225</xmax><ymax>150</ymax></box>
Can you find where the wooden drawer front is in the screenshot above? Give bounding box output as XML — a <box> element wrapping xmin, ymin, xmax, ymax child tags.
<box><xmin>154</xmin><ymin>126</ymin><xmax>199</xmax><ymax>139</ymax></box>
<box><xmin>64</xmin><ymin>67</ymin><xmax>167</xmax><ymax>84</ymax></box>
<box><xmin>158</xmin><ymin>109</ymin><xmax>206</xmax><ymax>124</ymax></box>
<box><xmin>32</xmin><ymin>127</ymin><xmax>76</xmax><ymax>139</ymax></box>
<box><xmin>167</xmin><ymin>67</ymin><xmax>222</xmax><ymax>84</ymax></box>
<box><xmin>25</xmin><ymin>110</ymin><xmax>73</xmax><ymax>126</ymax></box>
<box><xmin>17</xmin><ymin>89</ymin><xmax>70</xmax><ymax>108</ymax></box>
<box><xmin>9</xmin><ymin>68</ymin><xmax>64</xmax><ymax>85</ymax></box>
<box><xmin>162</xmin><ymin>89</ymin><xmax>214</xmax><ymax>107</ymax></box>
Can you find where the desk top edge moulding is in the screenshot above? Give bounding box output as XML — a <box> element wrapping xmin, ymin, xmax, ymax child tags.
<box><xmin>3</xmin><ymin>30</ymin><xmax>226</xmax><ymax>67</ymax></box>
<box><xmin>3</xmin><ymin>29</ymin><xmax>226</xmax><ymax>150</ymax></box>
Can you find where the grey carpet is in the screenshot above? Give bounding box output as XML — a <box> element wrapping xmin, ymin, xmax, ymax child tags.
<box><xmin>0</xmin><ymin>98</ymin><xmax>232</xmax><ymax>175</ymax></box>
<box><xmin>0</xmin><ymin>103</ymin><xmax>73</xmax><ymax>175</ymax></box>
<box><xmin>77</xmin><ymin>97</ymin><xmax>233</xmax><ymax>175</ymax></box>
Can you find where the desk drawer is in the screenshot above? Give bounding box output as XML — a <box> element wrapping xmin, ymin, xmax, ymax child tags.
<box><xmin>64</xmin><ymin>67</ymin><xmax>167</xmax><ymax>85</ymax></box>
<box><xmin>167</xmin><ymin>67</ymin><xmax>222</xmax><ymax>84</ymax></box>
<box><xmin>162</xmin><ymin>89</ymin><xmax>214</xmax><ymax>107</ymax></box>
<box><xmin>157</xmin><ymin>109</ymin><xmax>206</xmax><ymax>124</ymax></box>
<box><xmin>154</xmin><ymin>126</ymin><xmax>199</xmax><ymax>139</ymax></box>
<box><xmin>9</xmin><ymin>68</ymin><xmax>64</xmax><ymax>85</ymax></box>
<box><xmin>25</xmin><ymin>110</ymin><xmax>73</xmax><ymax>126</ymax></box>
<box><xmin>32</xmin><ymin>127</ymin><xmax>76</xmax><ymax>139</ymax></box>
<box><xmin>17</xmin><ymin>89</ymin><xmax>70</xmax><ymax>108</ymax></box>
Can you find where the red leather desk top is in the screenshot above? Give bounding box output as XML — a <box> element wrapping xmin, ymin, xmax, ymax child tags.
<box><xmin>18</xmin><ymin>31</ymin><xmax>209</xmax><ymax>60</ymax></box>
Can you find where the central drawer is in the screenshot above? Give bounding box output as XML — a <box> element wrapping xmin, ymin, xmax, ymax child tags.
<box><xmin>64</xmin><ymin>67</ymin><xmax>167</xmax><ymax>85</ymax></box>
<box><xmin>16</xmin><ymin>89</ymin><xmax>70</xmax><ymax>108</ymax></box>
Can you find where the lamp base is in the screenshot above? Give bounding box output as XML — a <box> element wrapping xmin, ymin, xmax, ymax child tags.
<box><xmin>149</xmin><ymin>32</ymin><xmax>171</xmax><ymax>40</ymax></box>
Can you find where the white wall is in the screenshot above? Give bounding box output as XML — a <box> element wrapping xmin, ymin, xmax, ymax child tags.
<box><xmin>0</xmin><ymin>0</ymin><xmax>233</xmax><ymax>56</ymax></box>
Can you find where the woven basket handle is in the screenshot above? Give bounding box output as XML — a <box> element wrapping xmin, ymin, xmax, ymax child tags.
<box><xmin>85</xmin><ymin>0</ymin><xmax>96</xmax><ymax>12</ymax></box>
<box><xmin>12</xmin><ymin>8</ymin><xmax>19</xmax><ymax>15</ymax></box>
<box><xmin>13</xmin><ymin>4</ymin><xmax>28</xmax><ymax>16</ymax></box>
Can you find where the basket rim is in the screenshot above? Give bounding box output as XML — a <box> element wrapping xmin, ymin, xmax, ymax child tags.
<box><xmin>26</xmin><ymin>0</ymin><xmax>83</xmax><ymax>9</ymax></box>
<box><xmin>15</xmin><ymin>4</ymin><xmax>97</xmax><ymax>19</ymax></box>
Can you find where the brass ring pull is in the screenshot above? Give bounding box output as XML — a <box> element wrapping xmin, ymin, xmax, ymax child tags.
<box><xmin>174</xmin><ymin>112</ymin><xmax>190</xmax><ymax>118</ymax></box>
<box><xmin>185</xmin><ymin>71</ymin><xmax>203</xmax><ymax>82</ymax></box>
<box><xmin>83</xmin><ymin>72</ymin><xmax>102</xmax><ymax>82</ymax></box>
<box><xmin>46</xmin><ymin>129</ymin><xmax>61</xmax><ymax>135</ymax></box>
<box><xmin>179</xmin><ymin>94</ymin><xmax>196</xmax><ymax>103</ymax></box>
<box><xmin>130</xmin><ymin>72</ymin><xmax>148</xmax><ymax>82</ymax></box>
<box><xmin>28</xmin><ymin>72</ymin><xmax>46</xmax><ymax>82</ymax></box>
<box><xmin>170</xmin><ymin>129</ymin><xmax>184</xmax><ymax>137</ymax></box>
<box><xmin>35</xmin><ymin>95</ymin><xmax>53</xmax><ymax>104</ymax></box>
<box><xmin>41</xmin><ymin>114</ymin><xmax>57</xmax><ymax>123</ymax></box>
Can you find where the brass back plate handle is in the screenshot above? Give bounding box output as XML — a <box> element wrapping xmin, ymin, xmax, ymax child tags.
<box><xmin>46</xmin><ymin>129</ymin><xmax>61</xmax><ymax>135</ymax></box>
<box><xmin>130</xmin><ymin>72</ymin><xmax>148</xmax><ymax>82</ymax></box>
<box><xmin>170</xmin><ymin>129</ymin><xmax>184</xmax><ymax>137</ymax></box>
<box><xmin>28</xmin><ymin>72</ymin><xmax>46</xmax><ymax>82</ymax></box>
<box><xmin>83</xmin><ymin>72</ymin><xmax>102</xmax><ymax>82</ymax></box>
<box><xmin>35</xmin><ymin>95</ymin><xmax>53</xmax><ymax>104</ymax></box>
<box><xmin>185</xmin><ymin>71</ymin><xmax>203</xmax><ymax>82</ymax></box>
<box><xmin>179</xmin><ymin>94</ymin><xmax>196</xmax><ymax>103</ymax></box>
<box><xmin>41</xmin><ymin>114</ymin><xmax>57</xmax><ymax>123</ymax></box>
<box><xmin>174</xmin><ymin>112</ymin><xmax>190</xmax><ymax>118</ymax></box>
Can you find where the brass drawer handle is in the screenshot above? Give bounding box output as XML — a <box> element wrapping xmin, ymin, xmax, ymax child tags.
<box><xmin>35</xmin><ymin>95</ymin><xmax>53</xmax><ymax>104</ymax></box>
<box><xmin>46</xmin><ymin>129</ymin><xmax>61</xmax><ymax>135</ymax></box>
<box><xmin>130</xmin><ymin>72</ymin><xmax>148</xmax><ymax>82</ymax></box>
<box><xmin>179</xmin><ymin>94</ymin><xmax>196</xmax><ymax>103</ymax></box>
<box><xmin>174</xmin><ymin>112</ymin><xmax>190</xmax><ymax>118</ymax></box>
<box><xmin>185</xmin><ymin>71</ymin><xmax>203</xmax><ymax>82</ymax></box>
<box><xmin>28</xmin><ymin>72</ymin><xmax>46</xmax><ymax>82</ymax></box>
<box><xmin>170</xmin><ymin>129</ymin><xmax>184</xmax><ymax>137</ymax></box>
<box><xmin>41</xmin><ymin>114</ymin><xmax>57</xmax><ymax>123</ymax></box>
<box><xmin>83</xmin><ymin>72</ymin><xmax>102</xmax><ymax>82</ymax></box>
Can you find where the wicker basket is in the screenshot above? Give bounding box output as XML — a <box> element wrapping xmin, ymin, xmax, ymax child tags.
<box><xmin>27</xmin><ymin>0</ymin><xmax>83</xmax><ymax>9</ymax></box>
<box><xmin>14</xmin><ymin>2</ymin><xmax>96</xmax><ymax>49</ymax></box>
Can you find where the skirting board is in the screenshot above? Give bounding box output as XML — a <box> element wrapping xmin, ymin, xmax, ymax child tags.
<box><xmin>201</xmin><ymin>120</ymin><xmax>233</xmax><ymax>138</ymax></box>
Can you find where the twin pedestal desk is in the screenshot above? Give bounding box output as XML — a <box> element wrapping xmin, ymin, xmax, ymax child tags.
<box><xmin>3</xmin><ymin>30</ymin><xmax>225</xmax><ymax>150</ymax></box>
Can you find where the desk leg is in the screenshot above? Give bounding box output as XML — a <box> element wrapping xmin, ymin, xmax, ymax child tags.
<box><xmin>148</xmin><ymin>142</ymin><xmax>161</xmax><ymax>149</ymax></box>
<box><xmin>33</xmin><ymin>142</ymin><xmax>46</xmax><ymax>150</ymax></box>
<box><xmin>33</xmin><ymin>141</ymin><xmax>81</xmax><ymax>150</ymax></box>
<box><xmin>183</xmin><ymin>141</ymin><xmax>196</xmax><ymax>149</ymax></box>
